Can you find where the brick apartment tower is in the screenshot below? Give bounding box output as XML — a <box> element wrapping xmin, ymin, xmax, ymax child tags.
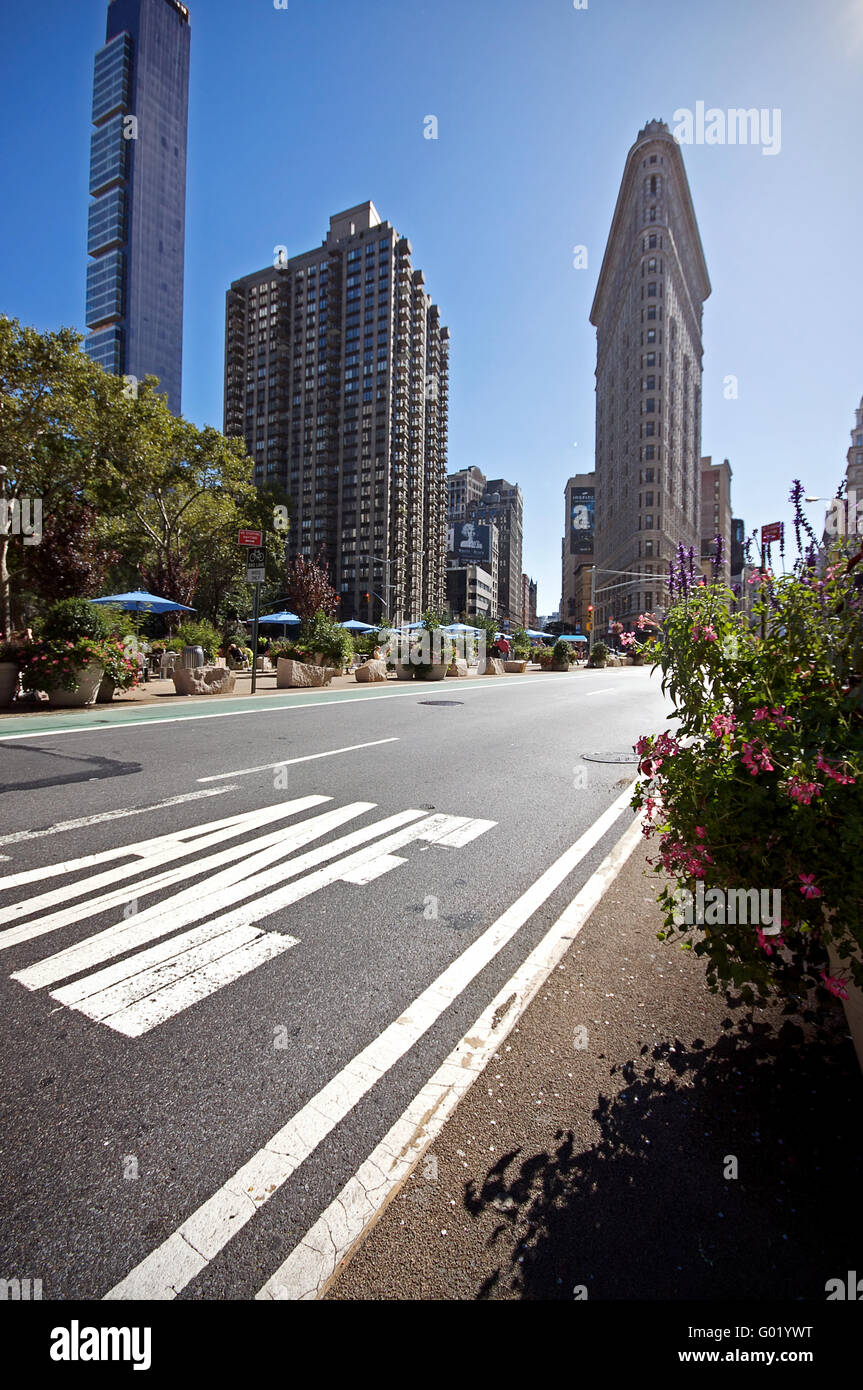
<box><xmin>224</xmin><ymin>202</ymin><xmax>449</xmax><ymax>625</ymax></box>
<box><xmin>590</xmin><ymin>120</ymin><xmax>711</xmax><ymax>631</ymax></box>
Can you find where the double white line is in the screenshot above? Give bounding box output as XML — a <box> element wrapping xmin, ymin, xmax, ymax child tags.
<box><xmin>105</xmin><ymin>783</ymin><xmax>639</xmax><ymax>1301</ymax></box>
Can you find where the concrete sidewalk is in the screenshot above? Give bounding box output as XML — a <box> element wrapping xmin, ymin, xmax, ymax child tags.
<box><xmin>327</xmin><ymin>837</ymin><xmax>863</xmax><ymax>1301</ymax></box>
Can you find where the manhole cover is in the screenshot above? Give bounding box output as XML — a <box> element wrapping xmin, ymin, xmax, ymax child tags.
<box><xmin>582</xmin><ymin>752</ymin><xmax>639</xmax><ymax>765</ymax></box>
<box><xmin>417</xmin><ymin>700</ymin><xmax>464</xmax><ymax>706</ymax></box>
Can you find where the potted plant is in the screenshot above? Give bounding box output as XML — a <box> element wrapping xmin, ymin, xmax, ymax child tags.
<box><xmin>20</xmin><ymin>637</ymin><xmax>106</xmax><ymax>707</ymax></box>
<box><xmin>0</xmin><ymin>638</ymin><xmax>25</xmax><ymax>707</ymax></box>
<box><xmin>551</xmin><ymin>639</ymin><xmax>577</xmax><ymax>672</ymax></box>
<box><xmin>97</xmin><ymin>641</ymin><xmax>140</xmax><ymax>702</ymax></box>
<box><xmin>588</xmin><ymin>641</ymin><xmax>609</xmax><ymax>669</ymax></box>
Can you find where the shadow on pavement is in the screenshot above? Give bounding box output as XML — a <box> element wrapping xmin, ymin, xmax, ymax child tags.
<box><xmin>0</xmin><ymin>744</ymin><xmax>142</xmax><ymax>794</ymax></box>
<box><xmin>465</xmin><ymin>1007</ymin><xmax>863</xmax><ymax>1300</ymax></box>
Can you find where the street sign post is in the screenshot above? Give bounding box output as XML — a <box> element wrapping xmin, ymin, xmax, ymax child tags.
<box><xmin>761</xmin><ymin>522</ymin><xmax>782</xmax><ymax>546</ymax></box>
<box><xmin>239</xmin><ymin>532</ymin><xmax>265</xmax><ymax>693</ymax></box>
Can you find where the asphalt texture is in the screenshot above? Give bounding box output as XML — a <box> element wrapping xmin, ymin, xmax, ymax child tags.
<box><xmin>0</xmin><ymin>666</ymin><xmax>669</xmax><ymax>1300</ymax></box>
<box><xmin>327</xmin><ymin>838</ymin><xmax>863</xmax><ymax>1301</ymax></box>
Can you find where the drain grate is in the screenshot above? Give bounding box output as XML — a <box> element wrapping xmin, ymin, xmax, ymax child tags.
<box><xmin>582</xmin><ymin>752</ymin><xmax>639</xmax><ymax>765</ymax></box>
<box><xmin>417</xmin><ymin>700</ymin><xmax>464</xmax><ymax>706</ymax></box>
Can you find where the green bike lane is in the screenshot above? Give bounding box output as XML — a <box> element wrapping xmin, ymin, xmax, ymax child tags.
<box><xmin>0</xmin><ymin>673</ymin><xmax>580</xmax><ymax>741</ymax></box>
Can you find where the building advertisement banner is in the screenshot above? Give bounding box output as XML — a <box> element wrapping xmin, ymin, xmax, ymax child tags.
<box><xmin>447</xmin><ymin>521</ymin><xmax>492</xmax><ymax>564</ymax></box>
<box><xmin>570</xmin><ymin>488</ymin><xmax>594</xmax><ymax>554</ymax></box>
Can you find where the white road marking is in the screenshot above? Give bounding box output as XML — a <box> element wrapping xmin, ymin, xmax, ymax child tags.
<box><xmin>258</xmin><ymin>809</ymin><xmax>643</xmax><ymax>1300</ymax></box>
<box><xmin>0</xmin><ymin>672</ymin><xmax>602</xmax><ymax>742</ymax></box>
<box><xmin>64</xmin><ymin>930</ymin><xmax>300</xmax><ymax>1038</ymax></box>
<box><xmin>0</xmin><ymin>788</ymin><xmax>235</xmax><ymax>849</ymax></box>
<box><xmin>197</xmin><ymin>738</ymin><xmax>400</xmax><ymax>783</ymax></box>
<box><xmin>0</xmin><ymin>796</ymin><xmax>328</xmax><ymax>895</ymax></box>
<box><xmin>12</xmin><ymin>804</ymin><xmax>419</xmax><ymax>989</ymax></box>
<box><xmin>103</xmin><ymin>787</ymin><xmax>628</xmax><ymax>1301</ymax></box>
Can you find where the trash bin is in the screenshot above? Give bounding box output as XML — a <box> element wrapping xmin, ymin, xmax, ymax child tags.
<box><xmin>182</xmin><ymin>645</ymin><xmax>204</xmax><ymax>669</ymax></box>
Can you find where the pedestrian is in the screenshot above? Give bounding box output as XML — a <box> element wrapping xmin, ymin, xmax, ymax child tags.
<box><xmin>497</xmin><ymin>633</ymin><xmax>511</xmax><ymax>657</ymax></box>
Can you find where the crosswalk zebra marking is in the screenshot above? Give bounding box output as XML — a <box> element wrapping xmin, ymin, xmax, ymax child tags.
<box><xmin>5</xmin><ymin>797</ymin><xmax>496</xmax><ymax>1039</ymax></box>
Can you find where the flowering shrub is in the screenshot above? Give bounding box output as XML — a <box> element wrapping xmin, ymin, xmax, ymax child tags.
<box><xmin>20</xmin><ymin>638</ymin><xmax>107</xmax><ymax>693</ymax></box>
<box><xmin>632</xmin><ymin>506</ymin><xmax>863</xmax><ymax>1006</ymax></box>
<box><xmin>99</xmin><ymin>640</ymin><xmax>139</xmax><ymax>691</ymax></box>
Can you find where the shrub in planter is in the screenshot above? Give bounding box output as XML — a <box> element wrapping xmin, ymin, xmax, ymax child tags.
<box><xmin>301</xmin><ymin>611</ymin><xmax>353</xmax><ymax>669</ymax></box>
<box><xmin>530</xmin><ymin>645</ymin><xmax>552</xmax><ymax>668</ymax></box>
<box><xmin>37</xmin><ymin>597</ymin><xmax>112</xmax><ymax>643</ymax></box>
<box><xmin>175</xmin><ymin>619</ymin><xmax>221</xmax><ymax>663</ymax></box>
<box><xmin>632</xmin><ymin>512</ymin><xmax>863</xmax><ymax>1010</ymax></box>
<box><xmin>552</xmin><ymin>639</ymin><xmax>577</xmax><ymax>667</ymax></box>
<box><xmin>21</xmin><ymin>637</ymin><xmax>106</xmax><ymax>705</ymax></box>
<box><xmin>511</xmin><ymin>628</ymin><xmax>531</xmax><ymax>660</ymax></box>
<box><xmin>97</xmin><ymin>641</ymin><xmax>140</xmax><ymax>700</ymax></box>
<box><xmin>588</xmin><ymin>641</ymin><xmax>609</xmax><ymax>668</ymax></box>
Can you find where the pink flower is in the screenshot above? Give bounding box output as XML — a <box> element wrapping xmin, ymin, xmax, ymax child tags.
<box><xmin>741</xmin><ymin>741</ymin><xmax>774</xmax><ymax>776</ymax></box>
<box><xmin>757</xmin><ymin>929</ymin><xmax>784</xmax><ymax>956</ymax></box>
<box><xmin>820</xmin><ymin>972</ymin><xmax>849</xmax><ymax>1000</ymax></box>
<box><xmin>711</xmin><ymin>713</ymin><xmax>736</xmax><ymax>737</ymax></box>
<box><xmin>753</xmin><ymin>707</ymin><xmax>770</xmax><ymax>721</ymax></box>
<box><xmin>695</xmin><ymin>826</ymin><xmax>706</xmax><ymax>839</ymax></box>
<box><xmin>691</xmin><ymin>623</ymin><xmax>717</xmax><ymax>642</ymax></box>
<box><xmin>785</xmin><ymin>777</ymin><xmax>822</xmax><ymax>805</ymax></box>
<box><xmin>815</xmin><ymin>752</ymin><xmax>856</xmax><ymax>785</ymax></box>
<box><xmin>798</xmin><ymin>874</ymin><xmax>822</xmax><ymax>900</ymax></box>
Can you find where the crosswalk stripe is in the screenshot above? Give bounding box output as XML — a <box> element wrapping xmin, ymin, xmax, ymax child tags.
<box><xmin>0</xmin><ymin>799</ymin><xmax>356</xmax><ymax>952</ymax></box>
<box><xmin>0</xmin><ymin>787</ymin><xmax>236</xmax><ymax>850</ymax></box>
<box><xmin>61</xmin><ymin>929</ymin><xmax>300</xmax><ymax>1038</ymax></box>
<box><xmin>12</xmin><ymin>808</ymin><xmax>428</xmax><ymax>991</ymax></box>
<box><xmin>0</xmin><ymin>796</ymin><xmax>330</xmax><ymax>897</ymax></box>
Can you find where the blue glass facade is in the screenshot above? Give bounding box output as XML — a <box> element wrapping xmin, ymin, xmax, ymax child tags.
<box><xmin>84</xmin><ymin>0</ymin><xmax>190</xmax><ymax>415</ymax></box>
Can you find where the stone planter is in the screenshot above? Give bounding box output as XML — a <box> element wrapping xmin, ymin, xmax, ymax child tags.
<box><xmin>415</xmin><ymin>663</ymin><xmax>447</xmax><ymax>681</ymax></box>
<box><xmin>173</xmin><ymin>665</ymin><xmax>236</xmax><ymax>696</ymax></box>
<box><xmin>446</xmin><ymin>659</ymin><xmax>469</xmax><ymax>678</ymax></box>
<box><xmin>355</xmin><ymin>659</ymin><xmax>387</xmax><ymax>683</ymax></box>
<box><xmin>551</xmin><ymin>661</ymin><xmax>574</xmax><ymax>672</ymax></box>
<box><xmin>395</xmin><ymin>663</ymin><xmax>415</xmax><ymax>681</ymax></box>
<box><xmin>47</xmin><ymin>663</ymin><xmax>105</xmax><ymax>708</ymax></box>
<box><xmin>96</xmin><ymin>676</ymin><xmax>116</xmax><ymax>703</ymax></box>
<box><xmin>503</xmin><ymin>660</ymin><xmax>528</xmax><ymax>673</ymax></box>
<box><xmin>482</xmin><ymin>658</ymin><xmax>506</xmax><ymax>676</ymax></box>
<box><xmin>276</xmin><ymin>658</ymin><xmax>336</xmax><ymax>689</ymax></box>
<box><xmin>0</xmin><ymin>662</ymin><xmax>18</xmax><ymax>707</ymax></box>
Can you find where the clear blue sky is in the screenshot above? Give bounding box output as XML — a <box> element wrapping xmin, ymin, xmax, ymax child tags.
<box><xmin>2</xmin><ymin>0</ymin><xmax>861</xmax><ymax>613</ymax></box>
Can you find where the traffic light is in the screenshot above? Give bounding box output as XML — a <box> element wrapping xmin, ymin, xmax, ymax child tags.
<box><xmin>587</xmin><ymin>604</ymin><xmax>593</xmax><ymax>613</ymax></box>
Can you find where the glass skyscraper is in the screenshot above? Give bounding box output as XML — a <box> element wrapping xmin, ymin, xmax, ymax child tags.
<box><xmin>85</xmin><ymin>0</ymin><xmax>191</xmax><ymax>415</ymax></box>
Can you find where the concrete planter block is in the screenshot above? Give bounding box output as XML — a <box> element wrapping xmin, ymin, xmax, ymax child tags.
<box><xmin>503</xmin><ymin>660</ymin><xmax>528</xmax><ymax>673</ymax></box>
<box><xmin>395</xmin><ymin>664</ymin><xmax>415</xmax><ymax>681</ymax></box>
<box><xmin>551</xmin><ymin>662</ymin><xmax>574</xmax><ymax>672</ymax></box>
<box><xmin>47</xmin><ymin>664</ymin><xmax>105</xmax><ymax>708</ymax></box>
<box><xmin>482</xmin><ymin>658</ymin><xmax>506</xmax><ymax>676</ymax></box>
<box><xmin>173</xmin><ymin>664</ymin><xmax>236</xmax><ymax>696</ymax></box>
<box><xmin>275</xmin><ymin>658</ymin><xmax>336</xmax><ymax>689</ymax></box>
<box><xmin>355</xmin><ymin>659</ymin><xmax>388</xmax><ymax>683</ymax></box>
<box><xmin>446</xmin><ymin>659</ymin><xmax>469</xmax><ymax>678</ymax></box>
<box><xmin>96</xmin><ymin>676</ymin><xmax>117</xmax><ymax>702</ymax></box>
<box><xmin>0</xmin><ymin>662</ymin><xmax>18</xmax><ymax>707</ymax></box>
<box><xmin>416</xmin><ymin>663</ymin><xmax>447</xmax><ymax>681</ymax></box>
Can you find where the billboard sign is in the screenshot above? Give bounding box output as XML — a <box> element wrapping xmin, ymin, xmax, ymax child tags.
<box><xmin>570</xmin><ymin>487</ymin><xmax>595</xmax><ymax>554</ymax></box>
<box><xmin>447</xmin><ymin>521</ymin><xmax>492</xmax><ymax>564</ymax></box>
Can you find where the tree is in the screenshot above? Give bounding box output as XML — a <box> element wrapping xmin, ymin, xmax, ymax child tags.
<box><xmin>284</xmin><ymin>553</ymin><xmax>339</xmax><ymax>620</ymax></box>
<box><xmin>0</xmin><ymin>317</ymin><xmax>109</xmax><ymax>630</ymax></box>
<box><xmin>21</xmin><ymin>500</ymin><xmax>119</xmax><ymax>602</ymax></box>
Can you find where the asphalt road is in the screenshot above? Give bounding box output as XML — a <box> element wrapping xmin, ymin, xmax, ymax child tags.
<box><xmin>0</xmin><ymin>667</ymin><xmax>670</xmax><ymax>1300</ymax></box>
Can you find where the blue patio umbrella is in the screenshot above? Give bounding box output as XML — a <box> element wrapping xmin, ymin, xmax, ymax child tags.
<box><xmin>340</xmin><ymin>619</ymin><xmax>375</xmax><ymax>632</ymax></box>
<box><xmin>524</xmin><ymin>628</ymin><xmax>548</xmax><ymax>639</ymax></box>
<box><xmin>91</xmin><ymin>590</ymin><xmax>196</xmax><ymax>614</ymax></box>
<box><xmin>257</xmin><ymin>610</ymin><xmax>301</xmax><ymax>624</ymax></box>
<box><xmin>443</xmin><ymin>622</ymin><xmax>482</xmax><ymax>633</ymax></box>
<box><xmin>558</xmin><ymin>634</ymin><xmax>588</xmax><ymax>642</ymax></box>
